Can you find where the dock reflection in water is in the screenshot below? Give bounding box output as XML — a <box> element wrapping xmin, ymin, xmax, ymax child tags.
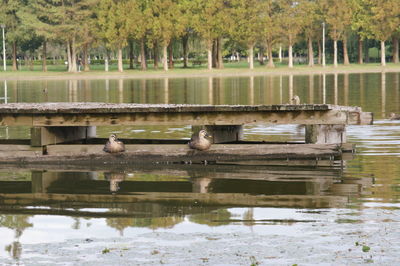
<box><xmin>0</xmin><ymin>164</ymin><xmax>373</xmax><ymax>218</ymax></box>
<box><xmin>0</xmin><ymin>163</ymin><xmax>375</xmax><ymax>261</ymax></box>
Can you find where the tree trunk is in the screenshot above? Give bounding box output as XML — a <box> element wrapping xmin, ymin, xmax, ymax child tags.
<box><xmin>104</xmin><ymin>52</ymin><xmax>109</xmax><ymax>72</ymax></box>
<box><xmin>140</xmin><ymin>38</ymin><xmax>147</xmax><ymax>70</ymax></box>
<box><xmin>392</xmin><ymin>36</ymin><xmax>399</xmax><ymax>63</ymax></box>
<box><xmin>288</xmin><ymin>43</ymin><xmax>293</xmax><ymax>68</ymax></box>
<box><xmin>217</xmin><ymin>36</ymin><xmax>223</xmax><ymax>69</ymax></box>
<box><xmin>258</xmin><ymin>46</ymin><xmax>264</xmax><ymax>65</ymax></box>
<box><xmin>364</xmin><ymin>39</ymin><xmax>369</xmax><ymax>63</ymax></box>
<box><xmin>117</xmin><ymin>47</ymin><xmax>123</xmax><ymax>72</ymax></box>
<box><xmin>153</xmin><ymin>41</ymin><xmax>159</xmax><ymax>69</ymax></box>
<box><xmin>163</xmin><ymin>44</ymin><xmax>168</xmax><ymax>71</ymax></box>
<box><xmin>42</xmin><ymin>40</ymin><xmax>47</xmax><ymax>72</ymax></box>
<box><xmin>381</xmin><ymin>40</ymin><xmax>386</xmax><ymax>66</ymax></box>
<box><xmin>29</xmin><ymin>56</ymin><xmax>34</xmax><ymax>71</ymax></box>
<box><xmin>308</xmin><ymin>37</ymin><xmax>314</xmax><ymax>67</ymax></box>
<box><xmin>212</xmin><ymin>39</ymin><xmax>217</xmax><ymax>68</ymax></box>
<box><xmin>343</xmin><ymin>36</ymin><xmax>349</xmax><ymax>65</ymax></box>
<box><xmin>248</xmin><ymin>44</ymin><xmax>254</xmax><ymax>69</ymax></box>
<box><xmin>129</xmin><ymin>39</ymin><xmax>134</xmax><ymax>69</ymax></box>
<box><xmin>67</xmin><ymin>41</ymin><xmax>72</xmax><ymax>72</ymax></box>
<box><xmin>267</xmin><ymin>41</ymin><xmax>274</xmax><ymax>67</ymax></box>
<box><xmin>70</xmin><ymin>38</ymin><xmax>77</xmax><ymax>72</ymax></box>
<box><xmin>207</xmin><ymin>40</ymin><xmax>212</xmax><ymax>70</ymax></box>
<box><xmin>333</xmin><ymin>39</ymin><xmax>338</xmax><ymax>67</ymax></box>
<box><xmin>358</xmin><ymin>36</ymin><xmax>363</xmax><ymax>64</ymax></box>
<box><xmin>317</xmin><ymin>40</ymin><xmax>322</xmax><ymax>65</ymax></box>
<box><xmin>12</xmin><ymin>41</ymin><xmax>18</xmax><ymax>71</ymax></box>
<box><xmin>182</xmin><ymin>34</ymin><xmax>189</xmax><ymax>68</ymax></box>
<box><xmin>83</xmin><ymin>43</ymin><xmax>90</xmax><ymax>71</ymax></box>
<box><xmin>278</xmin><ymin>45</ymin><xmax>282</xmax><ymax>63</ymax></box>
<box><xmin>168</xmin><ymin>42</ymin><xmax>173</xmax><ymax>69</ymax></box>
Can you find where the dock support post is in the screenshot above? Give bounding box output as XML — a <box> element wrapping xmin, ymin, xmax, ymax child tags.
<box><xmin>192</xmin><ymin>125</ymin><xmax>243</xmax><ymax>144</ymax></box>
<box><xmin>305</xmin><ymin>125</ymin><xmax>346</xmax><ymax>144</ymax></box>
<box><xmin>31</xmin><ymin>126</ymin><xmax>96</xmax><ymax>147</ymax></box>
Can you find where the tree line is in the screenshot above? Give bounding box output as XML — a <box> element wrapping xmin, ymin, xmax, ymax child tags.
<box><xmin>0</xmin><ymin>0</ymin><xmax>399</xmax><ymax>72</ymax></box>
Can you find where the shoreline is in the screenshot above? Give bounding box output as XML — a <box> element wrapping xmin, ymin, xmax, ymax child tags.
<box><xmin>1</xmin><ymin>64</ymin><xmax>400</xmax><ymax>81</ymax></box>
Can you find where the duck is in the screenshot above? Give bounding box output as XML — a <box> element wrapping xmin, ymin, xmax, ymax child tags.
<box><xmin>103</xmin><ymin>134</ymin><xmax>125</xmax><ymax>153</ymax></box>
<box><xmin>291</xmin><ymin>95</ymin><xmax>300</xmax><ymax>105</ymax></box>
<box><xmin>188</xmin><ymin>129</ymin><xmax>212</xmax><ymax>151</ymax></box>
<box><xmin>389</xmin><ymin>112</ymin><xmax>400</xmax><ymax>120</ymax></box>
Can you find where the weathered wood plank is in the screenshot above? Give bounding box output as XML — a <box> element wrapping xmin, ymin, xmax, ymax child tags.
<box><xmin>45</xmin><ymin>143</ymin><xmax>341</xmax><ymax>157</ymax></box>
<box><xmin>0</xmin><ymin>143</ymin><xmax>341</xmax><ymax>165</ymax></box>
<box><xmin>0</xmin><ymin>103</ymin><xmax>373</xmax><ymax>126</ymax></box>
<box><xmin>0</xmin><ymin>145</ymin><xmax>42</xmax><ymax>158</ymax></box>
<box><xmin>0</xmin><ymin>102</ymin><xmax>337</xmax><ymax>113</ymax></box>
<box><xmin>24</xmin><ymin>110</ymin><xmax>367</xmax><ymax>126</ymax></box>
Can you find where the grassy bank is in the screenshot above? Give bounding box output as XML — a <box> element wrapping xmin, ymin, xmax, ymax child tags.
<box><xmin>0</xmin><ymin>61</ymin><xmax>400</xmax><ymax>80</ymax></box>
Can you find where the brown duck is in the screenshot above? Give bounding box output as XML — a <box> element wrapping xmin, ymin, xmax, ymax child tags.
<box><xmin>389</xmin><ymin>112</ymin><xmax>400</xmax><ymax>120</ymax></box>
<box><xmin>103</xmin><ymin>134</ymin><xmax>125</xmax><ymax>153</ymax></box>
<box><xmin>188</xmin><ymin>129</ymin><xmax>212</xmax><ymax>151</ymax></box>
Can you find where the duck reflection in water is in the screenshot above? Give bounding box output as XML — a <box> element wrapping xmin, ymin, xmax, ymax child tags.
<box><xmin>188</xmin><ymin>129</ymin><xmax>212</xmax><ymax>151</ymax></box>
<box><xmin>103</xmin><ymin>134</ymin><xmax>125</xmax><ymax>153</ymax></box>
<box><xmin>389</xmin><ymin>112</ymin><xmax>400</xmax><ymax>120</ymax></box>
<box><xmin>105</xmin><ymin>172</ymin><xmax>126</xmax><ymax>192</ymax></box>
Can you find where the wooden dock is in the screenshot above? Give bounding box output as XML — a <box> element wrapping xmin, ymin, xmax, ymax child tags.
<box><xmin>0</xmin><ymin>102</ymin><xmax>373</xmax><ymax>163</ymax></box>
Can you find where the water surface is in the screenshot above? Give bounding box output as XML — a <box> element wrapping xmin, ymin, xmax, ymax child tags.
<box><xmin>0</xmin><ymin>72</ymin><xmax>399</xmax><ymax>264</ymax></box>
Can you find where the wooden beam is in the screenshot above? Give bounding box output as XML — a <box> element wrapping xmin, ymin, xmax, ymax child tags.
<box><xmin>0</xmin><ymin>103</ymin><xmax>373</xmax><ymax>126</ymax></box>
<box><xmin>30</xmin><ymin>126</ymin><xmax>96</xmax><ymax>147</ymax></box>
<box><xmin>0</xmin><ymin>143</ymin><xmax>344</xmax><ymax>165</ymax></box>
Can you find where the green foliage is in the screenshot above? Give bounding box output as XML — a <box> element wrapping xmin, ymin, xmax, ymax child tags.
<box><xmin>229</xmin><ymin>0</ymin><xmax>266</xmax><ymax>47</ymax></box>
<box><xmin>1</xmin><ymin>0</ymin><xmax>400</xmax><ymax>70</ymax></box>
<box><xmin>277</xmin><ymin>0</ymin><xmax>308</xmax><ymax>45</ymax></box>
<box><xmin>96</xmin><ymin>0</ymin><xmax>129</xmax><ymax>49</ymax></box>
<box><xmin>323</xmin><ymin>0</ymin><xmax>353</xmax><ymax>41</ymax></box>
<box><xmin>362</xmin><ymin>245</ymin><xmax>371</xmax><ymax>252</ymax></box>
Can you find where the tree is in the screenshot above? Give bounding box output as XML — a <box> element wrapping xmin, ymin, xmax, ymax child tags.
<box><xmin>350</xmin><ymin>0</ymin><xmax>371</xmax><ymax>64</ymax></box>
<box><xmin>97</xmin><ymin>0</ymin><xmax>129</xmax><ymax>72</ymax></box>
<box><xmin>0</xmin><ymin>0</ymin><xmax>27</xmax><ymax>71</ymax></box>
<box><xmin>192</xmin><ymin>0</ymin><xmax>227</xmax><ymax>70</ymax></box>
<box><xmin>351</xmin><ymin>0</ymin><xmax>400</xmax><ymax>66</ymax></box>
<box><xmin>261</xmin><ymin>1</ymin><xmax>279</xmax><ymax>67</ymax></box>
<box><xmin>277</xmin><ymin>0</ymin><xmax>306</xmax><ymax>68</ymax></box>
<box><xmin>126</xmin><ymin>0</ymin><xmax>151</xmax><ymax>71</ymax></box>
<box><xmin>324</xmin><ymin>0</ymin><xmax>353</xmax><ymax>67</ymax></box>
<box><xmin>229</xmin><ymin>0</ymin><xmax>265</xmax><ymax>69</ymax></box>
<box><xmin>148</xmin><ymin>0</ymin><xmax>185</xmax><ymax>71</ymax></box>
<box><xmin>301</xmin><ymin>0</ymin><xmax>320</xmax><ymax>67</ymax></box>
<box><xmin>368</xmin><ymin>1</ymin><xmax>400</xmax><ymax>66</ymax></box>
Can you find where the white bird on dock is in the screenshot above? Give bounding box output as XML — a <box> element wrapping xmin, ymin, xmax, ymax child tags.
<box><xmin>188</xmin><ymin>129</ymin><xmax>212</xmax><ymax>151</ymax></box>
<box><xmin>291</xmin><ymin>95</ymin><xmax>300</xmax><ymax>105</ymax></box>
<box><xmin>103</xmin><ymin>134</ymin><xmax>125</xmax><ymax>153</ymax></box>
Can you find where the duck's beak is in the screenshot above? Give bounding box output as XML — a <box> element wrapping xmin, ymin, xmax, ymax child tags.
<box><xmin>206</xmin><ymin>133</ymin><xmax>212</xmax><ymax>138</ymax></box>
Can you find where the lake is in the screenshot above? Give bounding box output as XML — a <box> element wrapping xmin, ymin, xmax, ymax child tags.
<box><xmin>0</xmin><ymin>72</ymin><xmax>399</xmax><ymax>265</ymax></box>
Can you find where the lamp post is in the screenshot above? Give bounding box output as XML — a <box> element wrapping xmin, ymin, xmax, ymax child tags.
<box><xmin>322</xmin><ymin>22</ymin><xmax>326</xmax><ymax>67</ymax></box>
<box><xmin>1</xmin><ymin>24</ymin><xmax>5</xmax><ymax>71</ymax></box>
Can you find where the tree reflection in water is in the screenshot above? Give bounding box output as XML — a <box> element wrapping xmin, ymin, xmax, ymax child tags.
<box><xmin>0</xmin><ymin>215</ymin><xmax>33</xmax><ymax>261</ymax></box>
